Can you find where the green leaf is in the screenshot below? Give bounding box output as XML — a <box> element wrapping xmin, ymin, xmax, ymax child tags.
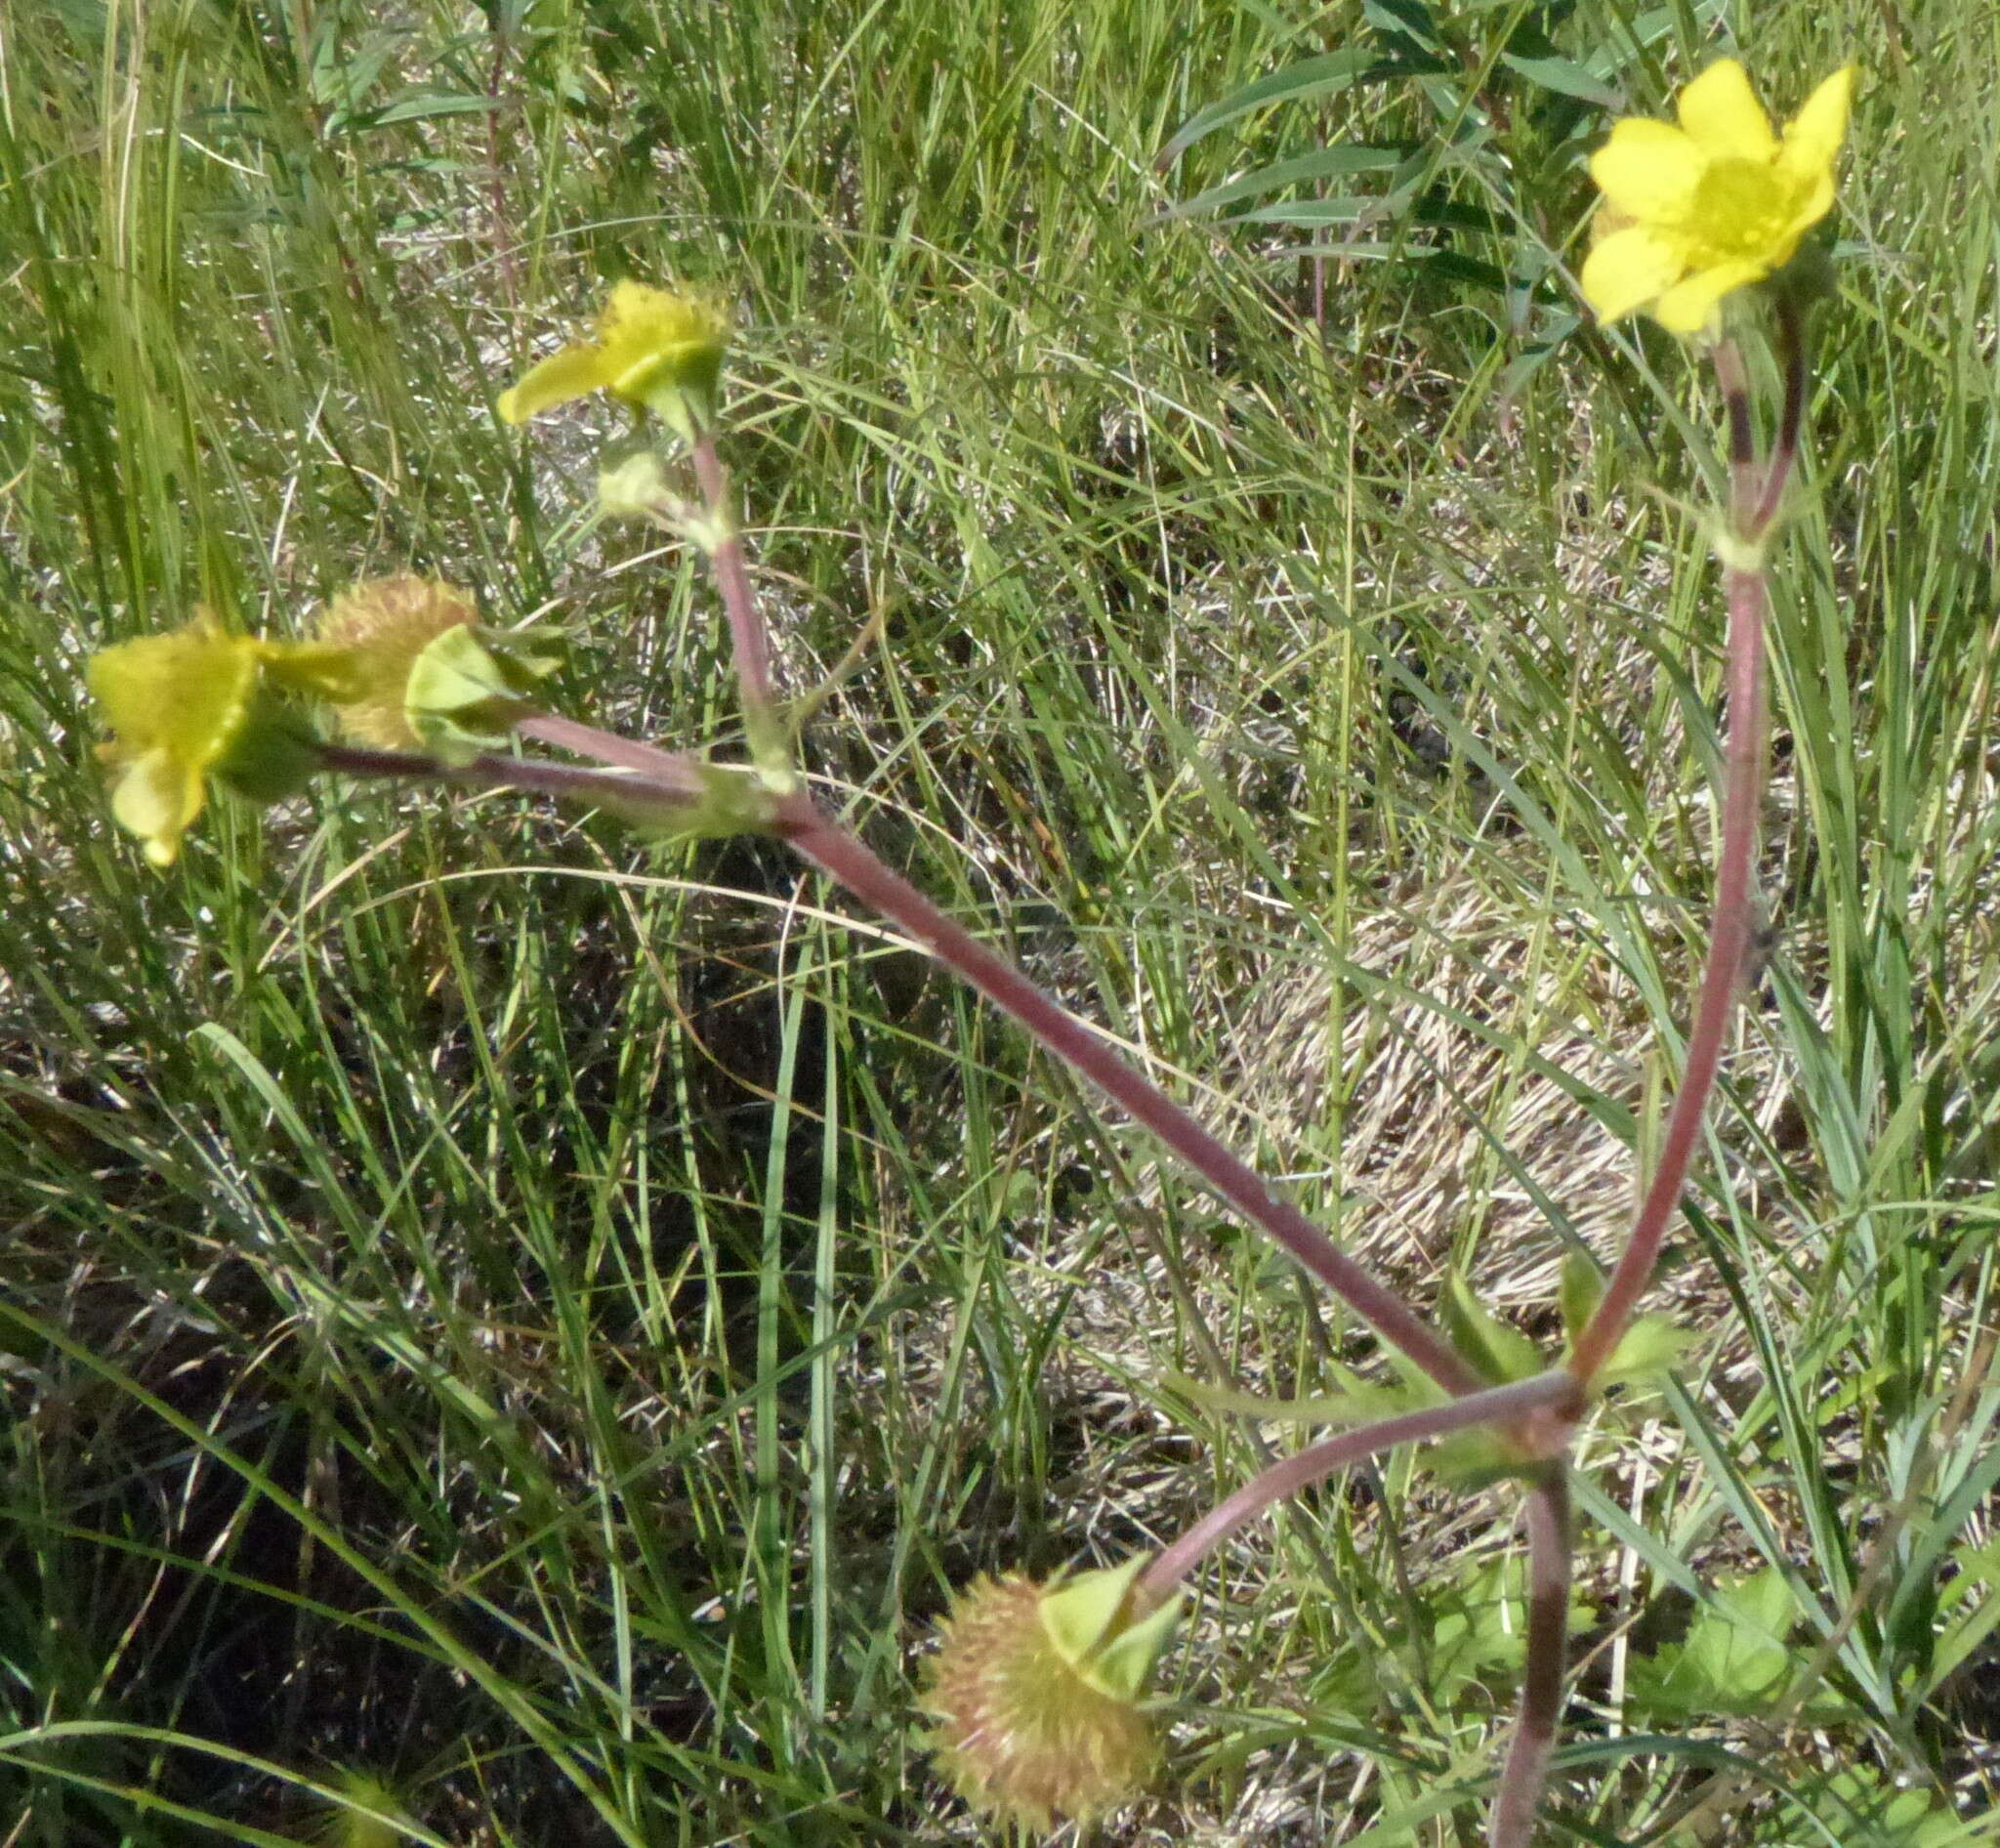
<box><xmin>1630</xmin><ymin>1568</ymin><xmax>1796</xmax><ymax>1715</ymax></box>
<box><xmin>1362</xmin><ymin>0</ymin><xmax>1442</xmax><ymax>56</ymax></box>
<box><xmin>1229</xmin><ymin>195</ymin><xmax>1388</xmax><ymax>228</ymax></box>
<box><xmin>1438</xmin><ymin>1271</ymin><xmax>1543</xmax><ymax>1385</ymax></box>
<box><xmin>1157</xmin><ymin>1365</ymin><xmax>1433</xmax><ymax>1426</ymax></box>
<box><xmin>1157</xmin><ymin>47</ymin><xmax>1445</xmax><ymax>166</ymax></box>
<box><xmin>1498</xmin><ymin>53</ymin><xmax>1620</xmax><ymax>107</ymax></box>
<box><xmin>1558</xmin><ymin>1250</ymin><xmax>1604</xmax><ymax>1344</ymax></box>
<box><xmin>367</xmin><ymin>91</ymin><xmax>502</xmax><ymax>128</ymax></box>
<box><xmin>1157</xmin><ymin>144</ymin><xmax>1412</xmax><ymax>221</ymax></box>
<box><xmin>1597</xmin><ymin>1314</ymin><xmax>1692</xmax><ymax>1386</ymax></box>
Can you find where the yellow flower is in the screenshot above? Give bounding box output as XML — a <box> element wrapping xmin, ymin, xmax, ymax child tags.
<box><xmin>923</xmin><ymin>1561</ymin><xmax>1181</xmax><ymax>1827</ymax></box>
<box><xmin>1581</xmin><ymin>60</ymin><xmax>1855</xmax><ymax>334</ymax></box>
<box><xmin>497</xmin><ymin>281</ymin><xmax>729</xmax><ymax>439</ymax></box>
<box><xmin>88</xmin><ymin>616</ymin><xmax>268</xmax><ymax>866</ymax></box>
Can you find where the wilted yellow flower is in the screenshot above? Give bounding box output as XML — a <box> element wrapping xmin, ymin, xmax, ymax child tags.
<box><xmin>313</xmin><ymin>575</ymin><xmax>479</xmax><ymax>750</ymax></box>
<box><xmin>88</xmin><ymin>616</ymin><xmax>268</xmax><ymax>866</ymax></box>
<box><xmin>923</xmin><ymin>1560</ymin><xmax>1180</xmax><ymax>1827</ymax></box>
<box><xmin>497</xmin><ymin>281</ymin><xmax>729</xmax><ymax>439</ymax></box>
<box><xmin>1581</xmin><ymin>60</ymin><xmax>1855</xmax><ymax>334</ymax></box>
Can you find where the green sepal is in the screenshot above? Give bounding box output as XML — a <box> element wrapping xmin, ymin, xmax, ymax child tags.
<box><xmin>1086</xmin><ymin>1590</ymin><xmax>1183</xmax><ymax>1703</ymax></box>
<box><xmin>1439</xmin><ymin>1270</ymin><xmax>1543</xmax><ymax>1385</ymax></box>
<box><xmin>403</xmin><ymin>625</ymin><xmax>560</xmax><ymax>767</ymax></box>
<box><xmin>1037</xmin><ymin>1558</ymin><xmax>1180</xmax><ymax>1704</ymax></box>
<box><xmin>1559</xmin><ymin>1250</ymin><xmax>1605</xmax><ymax>1345</ymax></box>
<box><xmin>1039</xmin><ymin>1558</ymin><xmax>1146</xmax><ymax>1670</ymax></box>
<box><xmin>212</xmin><ymin>704</ymin><xmax>323</xmax><ymax>804</ymax></box>
<box><xmin>599</xmin><ymin>763</ymin><xmax>786</xmax><ymax>842</ymax></box>
<box><xmin>1759</xmin><ymin>234</ymin><xmax>1839</xmax><ymax>318</ymax></box>
<box><xmin>597</xmin><ymin>444</ymin><xmax>677</xmax><ymax>519</ymax></box>
<box><xmin>636</xmin><ymin>348</ymin><xmax>723</xmax><ymax>444</ymax></box>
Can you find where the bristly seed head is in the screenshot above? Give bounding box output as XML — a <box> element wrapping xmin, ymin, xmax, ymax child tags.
<box><xmin>923</xmin><ymin>1561</ymin><xmax>1180</xmax><ymax>1829</ymax></box>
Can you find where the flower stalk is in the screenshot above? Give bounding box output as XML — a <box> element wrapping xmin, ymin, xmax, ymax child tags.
<box><xmin>1567</xmin><ymin>326</ymin><xmax>1801</xmax><ymax>1389</ymax></box>
<box><xmin>1132</xmin><ymin>1372</ymin><xmax>1582</xmax><ymax>1611</ymax></box>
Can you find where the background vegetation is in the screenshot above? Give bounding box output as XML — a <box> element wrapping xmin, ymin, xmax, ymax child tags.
<box><xmin>3</xmin><ymin>0</ymin><xmax>1997</xmax><ymax>1841</ymax></box>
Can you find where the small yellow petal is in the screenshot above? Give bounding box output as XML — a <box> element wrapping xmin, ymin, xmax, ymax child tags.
<box><xmin>1676</xmin><ymin>60</ymin><xmax>1777</xmax><ymax>162</ymax></box>
<box><xmin>1651</xmin><ymin>258</ymin><xmax>1768</xmax><ymax>334</ymax></box>
<box><xmin>109</xmin><ymin>748</ymin><xmax>200</xmax><ymax>867</ymax></box>
<box><xmin>497</xmin><ymin>345</ymin><xmax>622</xmax><ymax>424</ymax></box>
<box><xmin>1580</xmin><ymin>225</ymin><xmax>1690</xmax><ymax>323</ymax></box>
<box><xmin>1777</xmin><ymin>63</ymin><xmax>1855</xmax><ymax>189</ymax></box>
<box><xmin>1781</xmin><ymin>173</ymin><xmax>1836</xmax><ymax>242</ymax></box>
<box><xmin>1589</xmin><ymin>117</ymin><xmax>1707</xmax><ymax>222</ymax></box>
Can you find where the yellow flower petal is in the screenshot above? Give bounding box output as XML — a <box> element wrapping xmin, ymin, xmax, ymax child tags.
<box><xmin>1580</xmin><ymin>225</ymin><xmax>1691</xmax><ymax>323</ymax></box>
<box><xmin>108</xmin><ymin>747</ymin><xmax>201</xmax><ymax>868</ymax></box>
<box><xmin>1583</xmin><ymin>60</ymin><xmax>1855</xmax><ymax>333</ymax></box>
<box><xmin>1777</xmin><ymin>63</ymin><xmax>1856</xmax><ymax>191</ymax></box>
<box><xmin>1589</xmin><ymin>117</ymin><xmax>1707</xmax><ymax>222</ymax></box>
<box><xmin>88</xmin><ymin>617</ymin><xmax>265</xmax><ymax>864</ymax></box>
<box><xmin>1651</xmin><ymin>258</ymin><xmax>1768</xmax><ymax>335</ymax></box>
<box><xmin>497</xmin><ymin>345</ymin><xmax>623</xmax><ymax>425</ymax></box>
<box><xmin>1676</xmin><ymin>59</ymin><xmax>1777</xmax><ymax>162</ymax></box>
<box><xmin>499</xmin><ymin>281</ymin><xmax>729</xmax><ymax>433</ymax></box>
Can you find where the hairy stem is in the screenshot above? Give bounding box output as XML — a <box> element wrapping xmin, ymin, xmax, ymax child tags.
<box><xmin>688</xmin><ymin>434</ymin><xmax>778</xmax><ymax>751</ymax></box>
<box><xmin>1486</xmin><ymin>1468</ymin><xmax>1573</xmax><ymax>1848</ymax></box>
<box><xmin>771</xmin><ymin>790</ymin><xmax>1486</xmax><ymax>1399</ymax></box>
<box><xmin>1568</xmin><ymin>330</ymin><xmax>1806</xmax><ymax>1386</ymax></box>
<box><xmin>314</xmin><ymin>739</ymin><xmax>710</xmax><ymax>813</ymax></box>
<box><xmin>1135</xmin><ymin>1373</ymin><xmax>1581</xmax><ymax>1609</ymax></box>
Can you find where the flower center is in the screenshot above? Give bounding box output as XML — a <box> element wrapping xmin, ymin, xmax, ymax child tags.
<box><xmin>1686</xmin><ymin>157</ymin><xmax>1799</xmax><ymax>266</ymax></box>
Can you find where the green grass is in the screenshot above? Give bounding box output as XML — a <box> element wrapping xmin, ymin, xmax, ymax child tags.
<box><xmin>4</xmin><ymin>0</ymin><xmax>1999</xmax><ymax>1842</ymax></box>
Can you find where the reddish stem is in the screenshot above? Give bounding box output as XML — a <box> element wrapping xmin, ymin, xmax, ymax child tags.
<box><xmin>1134</xmin><ymin>1373</ymin><xmax>1581</xmax><ymax>1609</ymax></box>
<box><xmin>518</xmin><ymin>712</ymin><xmax>713</xmax><ymax>794</ymax></box>
<box><xmin>313</xmin><ymin>739</ymin><xmax>709</xmax><ymax>812</ymax></box>
<box><xmin>1565</xmin><ymin>562</ymin><xmax>1767</xmax><ymax>1383</ymax></box>
<box><xmin>771</xmin><ymin>789</ymin><xmax>1486</xmax><ymax>1400</ymax></box>
<box><xmin>689</xmin><ymin>435</ymin><xmax>775</xmax><ymax>725</ymax></box>
<box><xmin>1568</xmin><ymin>333</ymin><xmax>1801</xmax><ymax>1386</ymax></box>
<box><xmin>1486</xmin><ymin>1468</ymin><xmax>1572</xmax><ymax>1848</ymax></box>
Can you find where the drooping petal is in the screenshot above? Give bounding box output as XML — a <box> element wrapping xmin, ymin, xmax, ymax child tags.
<box><xmin>1651</xmin><ymin>257</ymin><xmax>1768</xmax><ymax>335</ymax></box>
<box><xmin>1676</xmin><ymin>60</ymin><xmax>1777</xmax><ymax>162</ymax></box>
<box><xmin>497</xmin><ymin>345</ymin><xmax>621</xmax><ymax>425</ymax></box>
<box><xmin>1580</xmin><ymin>225</ymin><xmax>1691</xmax><ymax>323</ymax></box>
<box><xmin>108</xmin><ymin>747</ymin><xmax>201</xmax><ymax>868</ymax></box>
<box><xmin>1589</xmin><ymin>117</ymin><xmax>1707</xmax><ymax>222</ymax></box>
<box><xmin>1776</xmin><ymin>63</ymin><xmax>1856</xmax><ymax>194</ymax></box>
